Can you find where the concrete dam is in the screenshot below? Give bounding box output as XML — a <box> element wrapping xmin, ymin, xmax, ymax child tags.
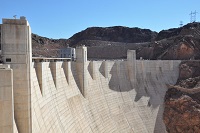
<box><xmin>0</xmin><ymin>17</ymin><xmax>181</xmax><ymax>133</ymax></box>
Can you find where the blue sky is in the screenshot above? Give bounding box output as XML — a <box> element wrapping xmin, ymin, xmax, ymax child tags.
<box><xmin>1</xmin><ymin>0</ymin><xmax>200</xmax><ymax>39</ymax></box>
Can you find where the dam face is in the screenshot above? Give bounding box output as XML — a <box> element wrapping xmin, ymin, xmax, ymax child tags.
<box><xmin>31</xmin><ymin>60</ymin><xmax>180</xmax><ymax>133</ymax></box>
<box><xmin>0</xmin><ymin>18</ymin><xmax>181</xmax><ymax>133</ymax></box>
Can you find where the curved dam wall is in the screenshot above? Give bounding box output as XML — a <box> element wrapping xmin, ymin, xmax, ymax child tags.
<box><xmin>30</xmin><ymin>59</ymin><xmax>180</xmax><ymax>133</ymax></box>
<box><xmin>0</xmin><ymin>17</ymin><xmax>181</xmax><ymax>133</ymax></box>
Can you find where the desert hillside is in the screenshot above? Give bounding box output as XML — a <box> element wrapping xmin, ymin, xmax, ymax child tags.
<box><xmin>1</xmin><ymin>22</ymin><xmax>200</xmax><ymax>60</ymax></box>
<box><xmin>31</xmin><ymin>26</ymin><xmax>157</xmax><ymax>58</ymax></box>
<box><xmin>30</xmin><ymin>22</ymin><xmax>200</xmax><ymax>60</ymax></box>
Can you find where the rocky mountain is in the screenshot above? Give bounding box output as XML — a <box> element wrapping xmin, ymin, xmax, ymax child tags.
<box><xmin>29</xmin><ymin>22</ymin><xmax>200</xmax><ymax>60</ymax></box>
<box><xmin>2</xmin><ymin>23</ymin><xmax>200</xmax><ymax>60</ymax></box>
<box><xmin>68</xmin><ymin>26</ymin><xmax>157</xmax><ymax>46</ymax></box>
<box><xmin>137</xmin><ymin>22</ymin><xmax>200</xmax><ymax>60</ymax></box>
<box><xmin>32</xmin><ymin>33</ymin><xmax>69</xmax><ymax>57</ymax></box>
<box><xmin>30</xmin><ymin>26</ymin><xmax>158</xmax><ymax>58</ymax></box>
<box><xmin>164</xmin><ymin>61</ymin><xmax>200</xmax><ymax>132</ymax></box>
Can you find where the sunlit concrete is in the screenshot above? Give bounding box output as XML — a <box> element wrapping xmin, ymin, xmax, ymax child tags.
<box><xmin>30</xmin><ymin>59</ymin><xmax>180</xmax><ymax>133</ymax></box>
<box><xmin>0</xmin><ymin>17</ymin><xmax>181</xmax><ymax>133</ymax></box>
<box><xmin>1</xmin><ymin>17</ymin><xmax>32</xmax><ymax>133</ymax></box>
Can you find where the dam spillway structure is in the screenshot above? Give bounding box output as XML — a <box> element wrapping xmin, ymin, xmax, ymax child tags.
<box><xmin>0</xmin><ymin>17</ymin><xmax>181</xmax><ymax>133</ymax></box>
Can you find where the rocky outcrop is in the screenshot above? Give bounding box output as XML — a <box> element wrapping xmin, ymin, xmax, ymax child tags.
<box><xmin>164</xmin><ymin>61</ymin><xmax>200</xmax><ymax>132</ymax></box>
<box><xmin>167</xmin><ymin>83</ymin><xmax>200</xmax><ymax>94</ymax></box>
<box><xmin>138</xmin><ymin>22</ymin><xmax>200</xmax><ymax>60</ymax></box>
<box><xmin>32</xmin><ymin>33</ymin><xmax>68</xmax><ymax>46</ymax></box>
<box><xmin>68</xmin><ymin>23</ymin><xmax>200</xmax><ymax>60</ymax></box>
<box><xmin>31</xmin><ymin>26</ymin><xmax>157</xmax><ymax>58</ymax></box>
<box><xmin>155</xmin><ymin>28</ymin><xmax>182</xmax><ymax>41</ymax></box>
<box><xmin>69</xmin><ymin>26</ymin><xmax>157</xmax><ymax>46</ymax></box>
<box><xmin>32</xmin><ymin>33</ymin><xmax>69</xmax><ymax>57</ymax></box>
<box><xmin>1</xmin><ymin>22</ymin><xmax>200</xmax><ymax>60</ymax></box>
<box><xmin>164</xmin><ymin>95</ymin><xmax>200</xmax><ymax>133</ymax></box>
<box><xmin>156</xmin><ymin>22</ymin><xmax>200</xmax><ymax>41</ymax></box>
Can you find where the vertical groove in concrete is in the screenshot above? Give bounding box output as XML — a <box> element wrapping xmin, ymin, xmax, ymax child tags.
<box><xmin>50</xmin><ymin>62</ymin><xmax>58</xmax><ymax>89</ymax></box>
<box><xmin>35</xmin><ymin>62</ymin><xmax>45</xmax><ymax>95</ymax></box>
<box><xmin>88</xmin><ymin>61</ymin><xmax>96</xmax><ymax>80</ymax></box>
<box><xmin>103</xmin><ymin>61</ymin><xmax>108</xmax><ymax>78</ymax></box>
<box><xmin>63</xmin><ymin>61</ymin><xmax>71</xmax><ymax>85</ymax></box>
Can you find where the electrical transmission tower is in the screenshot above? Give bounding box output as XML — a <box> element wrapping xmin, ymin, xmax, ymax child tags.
<box><xmin>190</xmin><ymin>11</ymin><xmax>198</xmax><ymax>22</ymax></box>
<box><xmin>180</xmin><ymin>21</ymin><xmax>183</xmax><ymax>27</ymax></box>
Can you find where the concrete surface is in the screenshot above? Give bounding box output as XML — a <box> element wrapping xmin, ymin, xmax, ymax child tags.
<box><xmin>1</xmin><ymin>17</ymin><xmax>32</xmax><ymax>133</ymax></box>
<box><xmin>0</xmin><ymin>65</ymin><xmax>13</xmax><ymax>133</ymax></box>
<box><xmin>30</xmin><ymin>59</ymin><xmax>180</xmax><ymax>133</ymax></box>
<box><xmin>0</xmin><ymin>17</ymin><xmax>181</xmax><ymax>133</ymax></box>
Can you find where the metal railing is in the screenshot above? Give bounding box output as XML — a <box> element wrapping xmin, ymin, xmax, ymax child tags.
<box><xmin>32</xmin><ymin>57</ymin><xmax>72</xmax><ymax>62</ymax></box>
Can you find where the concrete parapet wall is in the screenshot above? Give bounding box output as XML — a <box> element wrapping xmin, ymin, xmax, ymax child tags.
<box><xmin>30</xmin><ymin>59</ymin><xmax>181</xmax><ymax>133</ymax></box>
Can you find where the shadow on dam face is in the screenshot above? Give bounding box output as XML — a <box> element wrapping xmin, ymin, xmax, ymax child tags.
<box><xmin>98</xmin><ymin>60</ymin><xmax>181</xmax><ymax>132</ymax></box>
<box><xmin>97</xmin><ymin>61</ymin><xmax>133</xmax><ymax>92</ymax></box>
<box><xmin>105</xmin><ymin>60</ymin><xmax>167</xmax><ymax>130</ymax></box>
<box><xmin>97</xmin><ymin>60</ymin><xmax>176</xmax><ymax>101</ymax></box>
<box><xmin>108</xmin><ymin>62</ymin><xmax>133</xmax><ymax>92</ymax></box>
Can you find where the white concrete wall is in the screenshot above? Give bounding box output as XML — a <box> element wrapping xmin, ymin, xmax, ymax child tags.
<box><xmin>1</xmin><ymin>18</ymin><xmax>181</xmax><ymax>132</ymax></box>
<box><xmin>75</xmin><ymin>46</ymin><xmax>87</xmax><ymax>96</ymax></box>
<box><xmin>0</xmin><ymin>65</ymin><xmax>14</xmax><ymax>133</ymax></box>
<box><xmin>0</xmin><ymin>17</ymin><xmax>182</xmax><ymax>133</ymax></box>
<box><xmin>31</xmin><ymin>59</ymin><xmax>181</xmax><ymax>133</ymax></box>
<box><xmin>1</xmin><ymin>18</ymin><xmax>32</xmax><ymax>133</ymax></box>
